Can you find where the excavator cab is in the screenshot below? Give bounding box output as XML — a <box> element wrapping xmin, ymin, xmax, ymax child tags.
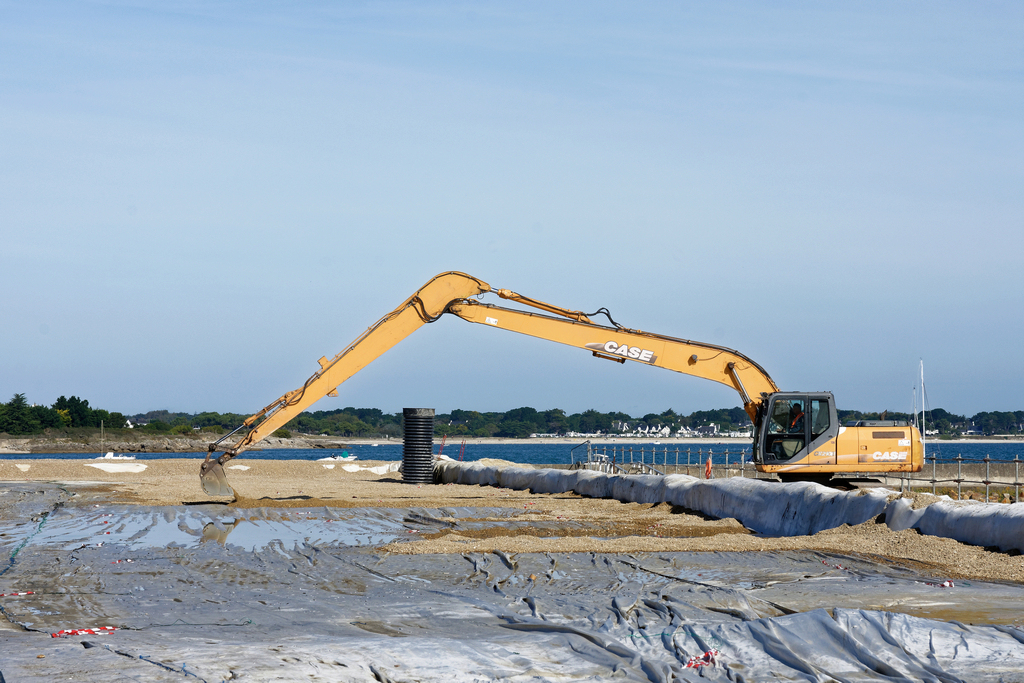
<box><xmin>756</xmin><ymin>392</ymin><xmax>839</xmax><ymax>466</ymax></box>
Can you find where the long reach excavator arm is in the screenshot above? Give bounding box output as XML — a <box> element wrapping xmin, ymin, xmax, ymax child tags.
<box><xmin>202</xmin><ymin>271</ymin><xmax>923</xmax><ymax>496</ymax></box>
<box><xmin>200</xmin><ymin>271</ymin><xmax>779</xmax><ymax>495</ymax></box>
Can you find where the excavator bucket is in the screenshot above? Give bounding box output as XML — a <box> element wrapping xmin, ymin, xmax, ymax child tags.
<box><xmin>200</xmin><ymin>455</ymin><xmax>234</xmax><ymax>497</ymax></box>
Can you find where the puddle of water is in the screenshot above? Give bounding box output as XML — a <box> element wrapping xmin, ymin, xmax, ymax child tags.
<box><xmin>15</xmin><ymin>505</ymin><xmax>528</xmax><ymax>553</ymax></box>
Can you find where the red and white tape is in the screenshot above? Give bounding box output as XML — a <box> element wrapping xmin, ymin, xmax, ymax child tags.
<box><xmin>51</xmin><ymin>626</ymin><xmax>118</xmax><ymax>638</ymax></box>
<box><xmin>0</xmin><ymin>591</ymin><xmax>34</xmax><ymax>597</ymax></box>
<box><xmin>925</xmin><ymin>580</ymin><xmax>955</xmax><ymax>588</ymax></box>
<box><xmin>685</xmin><ymin>649</ymin><xmax>719</xmax><ymax>668</ymax></box>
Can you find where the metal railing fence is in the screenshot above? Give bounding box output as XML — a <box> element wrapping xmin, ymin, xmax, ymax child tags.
<box><xmin>890</xmin><ymin>455</ymin><xmax>1022</xmax><ymax>503</ymax></box>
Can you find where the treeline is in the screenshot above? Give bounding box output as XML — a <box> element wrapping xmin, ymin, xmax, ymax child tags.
<box><xmin>920</xmin><ymin>409</ymin><xmax>1024</xmax><ymax>438</ymax></box>
<box><xmin>837</xmin><ymin>408</ymin><xmax>1024</xmax><ymax>438</ymax></box>
<box><xmin>1</xmin><ymin>394</ymin><xmax>1022</xmax><ymax>438</ymax></box>
<box><xmin>267</xmin><ymin>406</ymin><xmax>755</xmax><ymax>438</ymax></box>
<box><xmin>0</xmin><ymin>394</ymin><xmax>128</xmax><ymax>436</ymax></box>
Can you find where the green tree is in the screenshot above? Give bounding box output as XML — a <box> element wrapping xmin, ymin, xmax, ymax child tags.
<box><xmin>495</xmin><ymin>420</ymin><xmax>534</xmax><ymax>438</ymax></box>
<box><xmin>53</xmin><ymin>396</ymin><xmax>97</xmax><ymax>428</ymax></box>
<box><xmin>472</xmin><ymin>424</ymin><xmax>499</xmax><ymax>437</ymax></box>
<box><xmin>572</xmin><ymin>409</ymin><xmax>612</xmax><ymax>434</ymax></box>
<box><xmin>0</xmin><ymin>394</ymin><xmax>41</xmax><ymax>435</ymax></box>
<box><xmin>55</xmin><ymin>408</ymin><xmax>72</xmax><ymax>427</ymax></box>
<box><xmin>503</xmin><ymin>407</ymin><xmax>542</xmax><ymax>431</ymax></box>
<box><xmin>30</xmin><ymin>404</ymin><xmax>63</xmax><ymax>430</ymax></box>
<box><xmin>542</xmin><ymin>408</ymin><xmax>569</xmax><ymax>434</ymax></box>
<box><xmin>970</xmin><ymin>411</ymin><xmax>1022</xmax><ymax>435</ymax></box>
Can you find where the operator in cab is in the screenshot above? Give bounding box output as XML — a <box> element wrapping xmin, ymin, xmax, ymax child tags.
<box><xmin>788</xmin><ymin>402</ymin><xmax>805</xmax><ymax>433</ymax></box>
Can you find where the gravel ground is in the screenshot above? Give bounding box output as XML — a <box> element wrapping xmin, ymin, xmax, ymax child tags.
<box><xmin>2</xmin><ymin>457</ymin><xmax>1022</xmax><ymax>585</ymax></box>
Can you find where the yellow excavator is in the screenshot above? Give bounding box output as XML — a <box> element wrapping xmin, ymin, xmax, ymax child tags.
<box><xmin>200</xmin><ymin>271</ymin><xmax>923</xmax><ymax>495</ymax></box>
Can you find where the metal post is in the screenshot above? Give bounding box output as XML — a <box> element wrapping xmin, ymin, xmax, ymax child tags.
<box><xmin>985</xmin><ymin>456</ymin><xmax>990</xmax><ymax>502</ymax></box>
<box><xmin>1016</xmin><ymin>455</ymin><xmax>1020</xmax><ymax>504</ymax></box>
<box><xmin>1016</xmin><ymin>455</ymin><xmax>1020</xmax><ymax>503</ymax></box>
<box><xmin>957</xmin><ymin>455</ymin><xmax>962</xmax><ymax>500</ymax></box>
<box><xmin>932</xmin><ymin>455</ymin><xmax>936</xmax><ymax>496</ymax></box>
<box><xmin>725</xmin><ymin>449</ymin><xmax>729</xmax><ymax>479</ymax></box>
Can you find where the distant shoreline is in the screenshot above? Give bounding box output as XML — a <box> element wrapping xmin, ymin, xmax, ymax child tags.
<box><xmin>0</xmin><ymin>433</ymin><xmax>1020</xmax><ymax>455</ymax></box>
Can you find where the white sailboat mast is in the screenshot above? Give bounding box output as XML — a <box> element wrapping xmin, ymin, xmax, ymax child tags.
<box><xmin>920</xmin><ymin>360</ymin><xmax>926</xmax><ymax>463</ymax></box>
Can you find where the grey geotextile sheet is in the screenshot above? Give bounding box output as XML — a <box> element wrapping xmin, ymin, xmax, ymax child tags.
<box><xmin>1</xmin><ymin>483</ymin><xmax>1023</xmax><ymax>681</ymax></box>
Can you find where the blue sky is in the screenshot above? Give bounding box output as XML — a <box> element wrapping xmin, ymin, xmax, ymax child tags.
<box><xmin>3</xmin><ymin>1</ymin><xmax>1022</xmax><ymax>418</ymax></box>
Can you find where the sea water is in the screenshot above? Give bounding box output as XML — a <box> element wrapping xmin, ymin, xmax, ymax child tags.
<box><xmin>8</xmin><ymin>440</ymin><xmax>1024</xmax><ymax>465</ymax></box>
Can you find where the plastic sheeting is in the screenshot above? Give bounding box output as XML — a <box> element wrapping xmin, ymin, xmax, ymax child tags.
<box><xmin>887</xmin><ymin>496</ymin><xmax>1024</xmax><ymax>553</ymax></box>
<box><xmin>439</xmin><ymin>463</ymin><xmax>1024</xmax><ymax>553</ymax></box>
<box><xmin>2</xmin><ymin>482</ymin><xmax>1024</xmax><ymax>682</ymax></box>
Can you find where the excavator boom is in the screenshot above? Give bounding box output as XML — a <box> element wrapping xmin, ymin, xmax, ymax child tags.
<box><xmin>201</xmin><ymin>271</ymin><xmax>777</xmax><ymax>494</ymax></box>
<box><xmin>201</xmin><ymin>271</ymin><xmax>914</xmax><ymax>496</ymax></box>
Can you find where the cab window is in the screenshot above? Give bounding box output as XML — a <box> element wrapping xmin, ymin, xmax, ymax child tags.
<box><xmin>769</xmin><ymin>399</ymin><xmax>805</xmax><ymax>434</ymax></box>
<box><xmin>810</xmin><ymin>399</ymin><xmax>830</xmax><ymax>439</ymax></box>
<box><xmin>766</xmin><ymin>399</ymin><xmax>805</xmax><ymax>459</ymax></box>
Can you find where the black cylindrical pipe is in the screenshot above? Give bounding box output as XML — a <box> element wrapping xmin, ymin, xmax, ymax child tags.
<box><xmin>402</xmin><ymin>408</ymin><xmax>434</xmax><ymax>484</ymax></box>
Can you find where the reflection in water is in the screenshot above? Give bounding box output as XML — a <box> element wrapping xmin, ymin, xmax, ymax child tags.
<box><xmin>202</xmin><ymin>519</ymin><xmax>240</xmax><ymax>544</ymax></box>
